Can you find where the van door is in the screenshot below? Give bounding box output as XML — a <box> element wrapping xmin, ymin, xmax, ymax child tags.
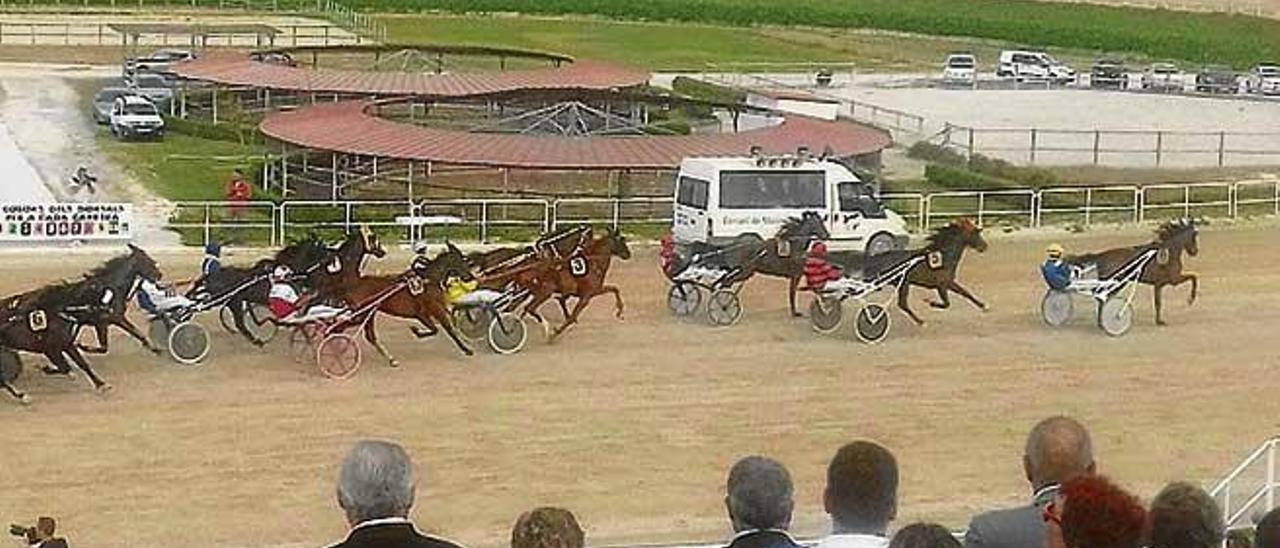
<box><xmin>672</xmin><ymin>175</ymin><xmax>710</xmax><ymax>243</ymax></box>
<box><xmin>831</xmin><ymin>182</ymin><xmax>885</xmax><ymax>243</ymax></box>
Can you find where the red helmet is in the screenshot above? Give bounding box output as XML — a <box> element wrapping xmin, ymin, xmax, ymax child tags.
<box><xmin>809</xmin><ymin>241</ymin><xmax>828</xmax><ymax>256</ymax></box>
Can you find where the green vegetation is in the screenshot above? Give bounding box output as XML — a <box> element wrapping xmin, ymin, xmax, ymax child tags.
<box><xmin>98</xmin><ymin>132</ymin><xmax>267</xmax><ymax>201</ymax></box>
<box><xmin>670</xmin><ymin>76</ymin><xmax>746</xmax><ymax>104</ymax></box>
<box><xmin>361</xmin><ymin>0</ymin><xmax>1280</xmax><ymax>69</ymax></box>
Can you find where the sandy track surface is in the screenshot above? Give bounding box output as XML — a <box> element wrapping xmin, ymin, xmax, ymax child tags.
<box><xmin>0</xmin><ymin>223</ymin><xmax>1277</xmax><ymax>548</ymax></box>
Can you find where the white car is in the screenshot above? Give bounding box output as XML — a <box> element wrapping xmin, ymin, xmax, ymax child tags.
<box><xmin>997</xmin><ymin>50</ymin><xmax>1075</xmax><ymax>84</ymax></box>
<box><xmin>671</xmin><ymin>154</ymin><xmax>911</xmax><ymax>255</ymax></box>
<box><xmin>941</xmin><ymin>53</ymin><xmax>977</xmax><ymax>85</ymax></box>
<box><xmin>1141</xmin><ymin>63</ymin><xmax>1183</xmax><ymax>92</ymax></box>
<box><xmin>126</xmin><ymin>48</ymin><xmax>196</xmax><ymax>75</ymax></box>
<box><xmin>1245</xmin><ymin>63</ymin><xmax>1280</xmax><ymax>95</ymax></box>
<box><xmin>109</xmin><ymin>96</ymin><xmax>165</xmax><ymax>140</ymax></box>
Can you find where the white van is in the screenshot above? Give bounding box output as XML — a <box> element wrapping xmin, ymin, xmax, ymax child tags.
<box><xmin>997</xmin><ymin>50</ymin><xmax>1075</xmax><ymax>83</ymax></box>
<box><xmin>671</xmin><ymin>155</ymin><xmax>911</xmax><ymax>255</ymax></box>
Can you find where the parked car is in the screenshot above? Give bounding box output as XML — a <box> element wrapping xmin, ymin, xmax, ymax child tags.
<box><xmin>109</xmin><ymin>95</ymin><xmax>165</xmax><ymax>140</ymax></box>
<box><xmin>1141</xmin><ymin>62</ymin><xmax>1182</xmax><ymax>92</ymax></box>
<box><xmin>126</xmin><ymin>72</ymin><xmax>175</xmax><ymax>107</ymax></box>
<box><xmin>1195</xmin><ymin>65</ymin><xmax>1238</xmax><ymax>94</ymax></box>
<box><xmin>125</xmin><ymin>48</ymin><xmax>196</xmax><ymax>75</ymax></box>
<box><xmin>997</xmin><ymin>50</ymin><xmax>1075</xmax><ymax>84</ymax></box>
<box><xmin>941</xmin><ymin>53</ymin><xmax>977</xmax><ymax>85</ymax></box>
<box><xmin>1090</xmin><ymin>58</ymin><xmax>1126</xmax><ymax>89</ymax></box>
<box><xmin>1244</xmin><ymin>63</ymin><xmax>1280</xmax><ymax>95</ymax></box>
<box><xmin>91</xmin><ymin>87</ymin><xmax>133</xmax><ymax>125</ymax></box>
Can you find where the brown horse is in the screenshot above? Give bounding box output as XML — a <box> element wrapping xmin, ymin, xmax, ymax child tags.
<box><xmin>842</xmin><ymin>218</ymin><xmax>989</xmax><ymax>326</ymax></box>
<box><xmin>311</xmin><ymin>233</ymin><xmax>474</xmax><ymax>366</ymax></box>
<box><xmin>520</xmin><ymin>228</ymin><xmax>631</xmax><ymax>340</ymax></box>
<box><xmin>687</xmin><ymin>212</ymin><xmax>830</xmax><ymax>317</ymax></box>
<box><xmin>1066</xmin><ymin>218</ymin><xmax>1199</xmax><ymax>325</ymax></box>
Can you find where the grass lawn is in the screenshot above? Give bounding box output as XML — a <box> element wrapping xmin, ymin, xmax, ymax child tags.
<box><xmin>97</xmin><ymin>132</ymin><xmax>267</xmax><ymax>202</ymax></box>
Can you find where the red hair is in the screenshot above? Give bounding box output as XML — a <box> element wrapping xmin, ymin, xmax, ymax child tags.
<box><xmin>1060</xmin><ymin>475</ymin><xmax>1147</xmax><ymax>548</ymax></box>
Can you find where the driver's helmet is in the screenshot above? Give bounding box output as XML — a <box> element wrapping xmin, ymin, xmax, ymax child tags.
<box><xmin>1046</xmin><ymin>243</ymin><xmax>1065</xmax><ymax>259</ymax></box>
<box><xmin>76</xmin><ymin>165</ymin><xmax>89</xmax><ymax>174</ymax></box>
<box><xmin>412</xmin><ymin>240</ymin><xmax>430</xmax><ymax>255</ymax></box>
<box><xmin>808</xmin><ymin>241</ymin><xmax>829</xmax><ymax>257</ymax></box>
<box><xmin>271</xmin><ymin>265</ymin><xmax>292</xmax><ymax>282</ymax></box>
<box><xmin>205</xmin><ymin>242</ymin><xmax>222</xmax><ymax>257</ymax></box>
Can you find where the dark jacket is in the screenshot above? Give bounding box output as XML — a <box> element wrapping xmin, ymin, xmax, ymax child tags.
<box><xmin>964</xmin><ymin>485</ymin><xmax>1059</xmax><ymax>548</ymax></box>
<box><xmin>726</xmin><ymin>530</ymin><xmax>805</xmax><ymax>548</ymax></box>
<box><xmin>34</xmin><ymin>540</ymin><xmax>69</xmax><ymax>548</ymax></box>
<box><xmin>327</xmin><ymin>521</ymin><xmax>464</xmax><ymax>548</ymax></box>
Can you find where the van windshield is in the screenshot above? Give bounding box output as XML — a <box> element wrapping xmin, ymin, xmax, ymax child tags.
<box><xmin>719</xmin><ymin>170</ymin><xmax>825</xmax><ymax>209</ymax></box>
<box><xmin>676</xmin><ymin>176</ymin><xmax>710</xmax><ymax>209</ymax></box>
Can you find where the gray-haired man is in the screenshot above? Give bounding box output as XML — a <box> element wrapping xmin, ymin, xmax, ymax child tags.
<box><xmin>723</xmin><ymin>456</ymin><xmax>804</xmax><ymax>548</ymax></box>
<box><xmin>327</xmin><ymin>440</ymin><xmax>466</xmax><ymax>548</ymax></box>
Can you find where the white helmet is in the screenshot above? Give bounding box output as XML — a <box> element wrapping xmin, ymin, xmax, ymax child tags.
<box><xmin>412</xmin><ymin>240</ymin><xmax>430</xmax><ymax>255</ymax></box>
<box><xmin>271</xmin><ymin>265</ymin><xmax>292</xmax><ymax>281</ymax></box>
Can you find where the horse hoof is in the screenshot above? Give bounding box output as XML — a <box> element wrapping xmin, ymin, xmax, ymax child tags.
<box><xmin>97</xmin><ymin>384</ymin><xmax>113</xmax><ymax>394</ymax></box>
<box><xmin>18</xmin><ymin>394</ymin><xmax>31</xmax><ymax>405</ymax></box>
<box><xmin>388</xmin><ymin>360</ymin><xmax>401</xmax><ymax>368</ymax></box>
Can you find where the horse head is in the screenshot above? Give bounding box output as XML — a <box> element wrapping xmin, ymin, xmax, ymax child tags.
<box><xmin>433</xmin><ymin>240</ymin><xmax>475</xmax><ymax>282</ymax></box>
<box><xmin>357</xmin><ymin>225</ymin><xmax>387</xmax><ymax>259</ymax></box>
<box><xmin>779</xmin><ymin>211</ymin><xmax>830</xmax><ymax>243</ymax></box>
<box><xmin>1158</xmin><ymin>218</ymin><xmax>1198</xmax><ymax>257</ymax></box>
<box><xmin>126</xmin><ymin>244</ymin><xmax>164</xmax><ymax>282</ymax></box>
<box><xmin>605</xmin><ymin>228</ymin><xmax>631</xmax><ymax>260</ymax></box>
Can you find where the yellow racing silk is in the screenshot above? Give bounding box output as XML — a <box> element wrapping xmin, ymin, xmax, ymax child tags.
<box><xmin>445</xmin><ymin>279</ymin><xmax>478</xmax><ymax>305</ymax></box>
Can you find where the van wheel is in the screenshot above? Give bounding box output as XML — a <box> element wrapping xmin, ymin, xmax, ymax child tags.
<box><xmin>866</xmin><ymin>233</ymin><xmax>895</xmax><ymax>255</ymax></box>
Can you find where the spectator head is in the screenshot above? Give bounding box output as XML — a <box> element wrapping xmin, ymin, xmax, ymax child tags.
<box><xmin>35</xmin><ymin>517</ymin><xmax>55</xmax><ymax>540</ymax></box>
<box><xmin>511</xmin><ymin>507</ymin><xmax>584</xmax><ymax>548</ymax></box>
<box><xmin>725</xmin><ymin>456</ymin><xmax>795</xmax><ymax>532</ymax></box>
<box><xmin>1149</xmin><ymin>481</ymin><xmax>1223</xmax><ymax>548</ymax></box>
<box><xmin>1256</xmin><ymin>507</ymin><xmax>1280</xmax><ymax>548</ymax></box>
<box><xmin>823</xmin><ymin>441</ymin><xmax>898</xmax><ymax>535</ymax></box>
<box><xmin>1024</xmin><ymin>416</ymin><xmax>1095</xmax><ymax>490</ymax></box>
<box><xmin>888</xmin><ymin>523</ymin><xmax>961</xmax><ymax>548</ymax></box>
<box><xmin>336</xmin><ymin>440</ymin><xmax>416</xmax><ymax>526</ymax></box>
<box><xmin>1057</xmin><ymin>475</ymin><xmax>1146</xmax><ymax>548</ymax></box>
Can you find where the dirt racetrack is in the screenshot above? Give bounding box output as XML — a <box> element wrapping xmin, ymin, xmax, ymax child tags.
<box><xmin>1</xmin><ymin>222</ymin><xmax>1278</xmax><ymax>548</ymax></box>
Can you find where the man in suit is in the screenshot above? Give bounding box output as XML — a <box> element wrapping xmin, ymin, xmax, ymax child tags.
<box><xmin>723</xmin><ymin>456</ymin><xmax>803</xmax><ymax>548</ymax></box>
<box><xmin>964</xmin><ymin>416</ymin><xmax>1095</xmax><ymax>548</ymax></box>
<box><xmin>13</xmin><ymin>517</ymin><xmax>67</xmax><ymax>548</ymax></box>
<box><xmin>814</xmin><ymin>441</ymin><xmax>898</xmax><ymax>548</ymax></box>
<box><xmin>327</xmin><ymin>440</ymin><xmax>466</xmax><ymax>548</ymax></box>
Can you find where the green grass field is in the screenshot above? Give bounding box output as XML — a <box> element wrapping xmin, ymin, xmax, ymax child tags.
<box><xmin>98</xmin><ymin>133</ymin><xmax>266</xmax><ymax>202</ymax></box>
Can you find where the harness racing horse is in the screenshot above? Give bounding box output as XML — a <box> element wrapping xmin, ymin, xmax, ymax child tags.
<box><xmin>467</xmin><ymin>225</ymin><xmax>593</xmax><ymax>318</ymax></box>
<box><xmin>692</xmin><ymin>211</ymin><xmax>830</xmax><ymax>317</ymax></box>
<box><xmin>310</xmin><ymin>233</ymin><xmax>475</xmax><ymax>366</ymax></box>
<box><xmin>840</xmin><ymin>218</ymin><xmax>989</xmax><ymax>326</ymax></box>
<box><xmin>520</xmin><ymin>228</ymin><xmax>632</xmax><ymax>341</ymax></box>
<box><xmin>53</xmin><ymin>245</ymin><xmax>165</xmax><ymax>355</ymax></box>
<box><xmin>1066</xmin><ymin>218</ymin><xmax>1199</xmax><ymax>325</ymax></box>
<box><xmin>0</xmin><ymin>286</ymin><xmax>115</xmax><ymax>403</ymax></box>
<box><xmin>193</xmin><ymin>236</ymin><xmax>333</xmax><ymax>346</ymax></box>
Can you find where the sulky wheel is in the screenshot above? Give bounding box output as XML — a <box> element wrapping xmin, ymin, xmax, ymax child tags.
<box><xmin>244</xmin><ymin>303</ymin><xmax>279</xmax><ymax>344</ymax></box>
<box><xmin>0</xmin><ymin>347</ymin><xmax>22</xmax><ymax>384</ymax></box>
<box><xmin>809</xmin><ymin>295</ymin><xmax>844</xmax><ymax>334</ymax></box>
<box><xmin>148</xmin><ymin>317</ymin><xmax>171</xmax><ymax>353</ymax></box>
<box><xmin>167</xmin><ymin>321</ymin><xmax>211</xmax><ymax>365</ymax></box>
<box><xmin>706</xmin><ymin>288</ymin><xmax>743</xmax><ymax>327</ymax></box>
<box><xmin>453</xmin><ymin>306</ymin><xmax>492</xmax><ymax>342</ymax></box>
<box><xmin>218</xmin><ymin>305</ymin><xmax>238</xmax><ymax>334</ymax></box>
<box><xmin>667</xmin><ymin>282</ymin><xmax>702</xmax><ymax>317</ymax></box>
<box><xmin>1097</xmin><ymin>296</ymin><xmax>1134</xmax><ymax>337</ymax></box>
<box><xmin>316</xmin><ymin>333</ymin><xmax>362</xmax><ymax>380</ymax></box>
<box><xmin>487</xmin><ymin>312</ymin><xmax>528</xmax><ymax>355</ymax></box>
<box><xmin>1040</xmin><ymin>289</ymin><xmax>1074</xmax><ymax>327</ymax></box>
<box><xmin>854</xmin><ymin>303</ymin><xmax>892</xmax><ymax>344</ymax></box>
<box><xmin>289</xmin><ymin>325</ymin><xmax>317</xmax><ymax>364</ymax></box>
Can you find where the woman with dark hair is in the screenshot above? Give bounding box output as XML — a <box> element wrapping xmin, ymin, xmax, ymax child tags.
<box><xmin>888</xmin><ymin>523</ymin><xmax>960</xmax><ymax>548</ymax></box>
<box><xmin>1043</xmin><ymin>475</ymin><xmax>1146</xmax><ymax>548</ymax></box>
<box><xmin>511</xmin><ymin>507</ymin><xmax>584</xmax><ymax>548</ymax></box>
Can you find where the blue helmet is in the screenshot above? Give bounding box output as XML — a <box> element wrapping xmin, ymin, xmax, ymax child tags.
<box><xmin>205</xmin><ymin>242</ymin><xmax>222</xmax><ymax>256</ymax></box>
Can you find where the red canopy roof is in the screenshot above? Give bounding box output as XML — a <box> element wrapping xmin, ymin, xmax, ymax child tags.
<box><xmin>260</xmin><ymin>101</ymin><xmax>891</xmax><ymax>170</ymax></box>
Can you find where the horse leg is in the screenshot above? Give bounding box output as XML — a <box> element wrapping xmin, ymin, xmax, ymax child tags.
<box><xmin>897</xmin><ymin>284</ymin><xmax>926</xmax><ymax>326</ymax></box>
<box><xmin>428</xmin><ymin>302</ymin><xmax>472</xmax><ymax>356</ymax></box>
<box><xmin>948</xmin><ymin>280</ymin><xmax>988</xmax><ymax>311</ymax></box>
<box><xmin>1170</xmin><ymin>271</ymin><xmax>1199</xmax><ymax>305</ymax></box>
<box><xmin>603</xmin><ymin>285</ymin><xmax>624</xmax><ymax>319</ymax></box>
<box><xmin>1154</xmin><ymin>283</ymin><xmax>1166</xmax><ymax>326</ymax></box>
<box><xmin>788</xmin><ymin>275</ymin><xmax>802</xmax><ymax>317</ymax></box>
<box><xmin>0</xmin><ymin>380</ymin><xmax>28</xmax><ymax>405</ymax></box>
<box><xmin>556</xmin><ymin>295</ymin><xmax>572</xmax><ymax>320</ymax></box>
<box><xmin>927</xmin><ymin>286</ymin><xmax>952</xmax><ymax>309</ymax></box>
<box><xmin>77</xmin><ymin>323</ymin><xmax>111</xmax><ymax>354</ymax></box>
<box><xmin>410</xmin><ymin>319</ymin><xmax>438</xmax><ymax>339</ymax></box>
<box><xmin>522</xmin><ymin>291</ymin><xmax>555</xmax><ymax>340</ymax></box>
<box><xmin>362</xmin><ymin>316</ymin><xmax>399</xmax><ymax>368</ymax></box>
<box><xmin>41</xmin><ymin>350</ymin><xmax>73</xmax><ymax>376</ymax></box>
<box><xmin>551</xmin><ymin>295</ymin><xmax>594</xmax><ymax>341</ymax></box>
<box><xmin>65</xmin><ymin>347</ymin><xmax>109</xmax><ymax>392</ymax></box>
<box><xmin>231</xmin><ymin>299</ymin><xmax>265</xmax><ymax>347</ymax></box>
<box><xmin>115</xmin><ymin>316</ymin><xmax>162</xmax><ymax>354</ymax></box>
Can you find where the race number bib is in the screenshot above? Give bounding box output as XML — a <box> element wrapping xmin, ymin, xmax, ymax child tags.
<box><xmin>407</xmin><ymin>275</ymin><xmax>425</xmax><ymax>296</ymax></box>
<box><xmin>1156</xmin><ymin>248</ymin><xmax>1170</xmax><ymax>265</ymax></box>
<box><xmin>326</xmin><ymin>257</ymin><xmax>342</xmax><ymax>274</ymax></box>
<box><xmin>569</xmin><ymin>256</ymin><xmax>589</xmax><ymax>278</ymax></box>
<box><xmin>777</xmin><ymin>240</ymin><xmax>792</xmax><ymax>257</ymax></box>
<box><xmin>28</xmin><ymin>310</ymin><xmax>47</xmax><ymax>332</ymax></box>
<box><xmin>927</xmin><ymin>251</ymin><xmax>944</xmax><ymax>270</ymax></box>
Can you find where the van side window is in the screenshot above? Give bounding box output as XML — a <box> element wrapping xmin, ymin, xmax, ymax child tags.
<box><xmin>838</xmin><ymin>182</ymin><xmax>885</xmax><ymax>218</ymax></box>
<box><xmin>676</xmin><ymin>176</ymin><xmax>709</xmax><ymax>209</ymax></box>
<box><xmin>719</xmin><ymin>171</ymin><xmax>825</xmax><ymax>209</ymax></box>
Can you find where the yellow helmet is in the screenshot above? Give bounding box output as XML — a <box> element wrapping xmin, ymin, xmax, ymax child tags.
<box><xmin>1046</xmin><ymin>243</ymin><xmax>1064</xmax><ymax>257</ymax></box>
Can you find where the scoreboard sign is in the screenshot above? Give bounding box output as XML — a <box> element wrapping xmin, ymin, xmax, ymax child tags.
<box><xmin>1</xmin><ymin>203</ymin><xmax>133</xmax><ymax>241</ymax></box>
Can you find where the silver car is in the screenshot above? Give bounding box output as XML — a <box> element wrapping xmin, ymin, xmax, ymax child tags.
<box><xmin>92</xmin><ymin>87</ymin><xmax>133</xmax><ymax>124</ymax></box>
<box><xmin>127</xmin><ymin>73</ymin><xmax>175</xmax><ymax>107</ymax></box>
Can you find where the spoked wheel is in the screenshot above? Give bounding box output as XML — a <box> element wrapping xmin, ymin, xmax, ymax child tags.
<box><xmin>0</xmin><ymin>347</ymin><xmax>22</xmax><ymax>384</ymax></box>
<box><xmin>316</xmin><ymin>333</ymin><xmax>361</xmax><ymax>380</ymax></box>
<box><xmin>148</xmin><ymin>317</ymin><xmax>171</xmax><ymax>353</ymax></box>
<box><xmin>218</xmin><ymin>306</ymin><xmax>237</xmax><ymax>334</ymax></box>
<box><xmin>706</xmin><ymin>289</ymin><xmax>744</xmax><ymax>327</ymax></box>
<box><xmin>1041</xmin><ymin>290</ymin><xmax>1074</xmax><ymax>327</ymax></box>
<box><xmin>667</xmin><ymin>282</ymin><xmax>702</xmax><ymax>317</ymax></box>
<box><xmin>168</xmin><ymin>321</ymin><xmax>211</xmax><ymax>365</ymax></box>
<box><xmin>809</xmin><ymin>295</ymin><xmax>844</xmax><ymax>334</ymax></box>
<box><xmin>453</xmin><ymin>306</ymin><xmax>492</xmax><ymax>342</ymax></box>
<box><xmin>487</xmin><ymin>312</ymin><xmax>528</xmax><ymax>355</ymax></box>
<box><xmin>1097</xmin><ymin>296</ymin><xmax>1134</xmax><ymax>337</ymax></box>
<box><xmin>854</xmin><ymin>303</ymin><xmax>892</xmax><ymax>344</ymax></box>
<box><xmin>289</xmin><ymin>325</ymin><xmax>318</xmax><ymax>364</ymax></box>
<box><xmin>244</xmin><ymin>303</ymin><xmax>279</xmax><ymax>343</ymax></box>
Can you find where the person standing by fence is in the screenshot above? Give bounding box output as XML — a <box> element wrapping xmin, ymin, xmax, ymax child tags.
<box><xmin>225</xmin><ymin>169</ymin><xmax>251</xmax><ymax>220</ymax></box>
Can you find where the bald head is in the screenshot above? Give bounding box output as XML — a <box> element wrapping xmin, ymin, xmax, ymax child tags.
<box><xmin>1023</xmin><ymin>416</ymin><xmax>1094</xmax><ymax>489</ymax></box>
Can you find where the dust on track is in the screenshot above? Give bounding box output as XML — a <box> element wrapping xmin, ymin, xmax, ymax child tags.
<box><xmin>0</xmin><ymin>222</ymin><xmax>1277</xmax><ymax>548</ymax></box>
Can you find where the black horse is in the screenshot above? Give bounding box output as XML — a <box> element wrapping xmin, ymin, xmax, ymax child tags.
<box><xmin>0</xmin><ymin>286</ymin><xmax>112</xmax><ymax>403</ymax></box>
<box><xmin>686</xmin><ymin>211</ymin><xmax>831</xmax><ymax>317</ymax></box>
<box><xmin>50</xmin><ymin>245</ymin><xmax>165</xmax><ymax>355</ymax></box>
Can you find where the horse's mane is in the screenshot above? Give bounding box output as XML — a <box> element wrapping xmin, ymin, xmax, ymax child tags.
<box><xmin>924</xmin><ymin>223</ymin><xmax>965</xmax><ymax>248</ymax></box>
<box><xmin>85</xmin><ymin>253</ymin><xmax>134</xmax><ymax>278</ymax></box>
<box><xmin>1155</xmin><ymin>219</ymin><xmax>1195</xmax><ymax>242</ymax></box>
